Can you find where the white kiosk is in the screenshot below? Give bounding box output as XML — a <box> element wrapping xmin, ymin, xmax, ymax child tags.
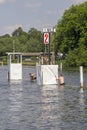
<box><xmin>36</xmin><ymin>64</ymin><xmax>58</xmax><ymax>85</ymax></box>
<box><xmin>7</xmin><ymin>52</ymin><xmax>22</xmax><ymax>80</ymax></box>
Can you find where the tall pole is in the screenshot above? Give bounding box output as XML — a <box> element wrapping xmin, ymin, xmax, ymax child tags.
<box><xmin>13</xmin><ymin>40</ymin><xmax>15</xmax><ymax>60</ymax></box>
<box><xmin>13</xmin><ymin>40</ymin><xmax>15</xmax><ymax>53</ymax></box>
<box><xmin>53</xmin><ymin>28</ymin><xmax>56</xmax><ymax>64</ymax></box>
<box><xmin>53</xmin><ymin>33</ymin><xmax>55</xmax><ymax>64</ymax></box>
<box><xmin>48</xmin><ymin>32</ymin><xmax>50</xmax><ymax>65</ymax></box>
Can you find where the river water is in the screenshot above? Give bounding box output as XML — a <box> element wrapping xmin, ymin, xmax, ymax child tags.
<box><xmin>0</xmin><ymin>66</ymin><xmax>87</xmax><ymax>130</ymax></box>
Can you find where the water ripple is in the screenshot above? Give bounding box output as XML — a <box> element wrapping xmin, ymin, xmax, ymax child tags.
<box><xmin>0</xmin><ymin>66</ymin><xmax>87</xmax><ymax>130</ymax></box>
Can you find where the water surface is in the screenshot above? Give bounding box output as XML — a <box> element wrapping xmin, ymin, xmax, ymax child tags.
<box><xmin>0</xmin><ymin>66</ymin><xmax>87</xmax><ymax>130</ymax></box>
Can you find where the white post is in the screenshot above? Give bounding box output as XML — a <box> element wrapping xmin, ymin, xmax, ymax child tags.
<box><xmin>80</xmin><ymin>66</ymin><xmax>83</xmax><ymax>88</ymax></box>
<box><xmin>60</xmin><ymin>62</ymin><xmax>62</xmax><ymax>73</ymax></box>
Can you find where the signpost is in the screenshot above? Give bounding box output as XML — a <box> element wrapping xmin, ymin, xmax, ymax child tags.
<box><xmin>43</xmin><ymin>31</ymin><xmax>50</xmax><ymax>64</ymax></box>
<box><xmin>43</xmin><ymin>28</ymin><xmax>56</xmax><ymax>65</ymax></box>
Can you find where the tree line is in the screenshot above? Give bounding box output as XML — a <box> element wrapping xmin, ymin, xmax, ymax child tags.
<box><xmin>0</xmin><ymin>27</ymin><xmax>44</xmax><ymax>56</ymax></box>
<box><xmin>0</xmin><ymin>2</ymin><xmax>87</xmax><ymax>67</ymax></box>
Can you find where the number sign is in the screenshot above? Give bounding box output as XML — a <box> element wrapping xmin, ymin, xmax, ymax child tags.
<box><xmin>44</xmin><ymin>33</ymin><xmax>49</xmax><ymax>44</ymax></box>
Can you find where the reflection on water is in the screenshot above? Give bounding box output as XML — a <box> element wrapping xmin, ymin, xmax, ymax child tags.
<box><xmin>79</xmin><ymin>93</ymin><xmax>85</xmax><ymax>107</ymax></box>
<box><xmin>79</xmin><ymin>92</ymin><xmax>85</xmax><ymax>121</ymax></box>
<box><xmin>6</xmin><ymin>81</ymin><xmax>23</xmax><ymax>129</ymax></box>
<box><xmin>40</xmin><ymin>85</ymin><xmax>64</xmax><ymax>130</ymax></box>
<box><xmin>0</xmin><ymin>66</ymin><xmax>87</xmax><ymax>130</ymax></box>
<box><xmin>9</xmin><ymin>82</ymin><xmax>23</xmax><ymax>124</ymax></box>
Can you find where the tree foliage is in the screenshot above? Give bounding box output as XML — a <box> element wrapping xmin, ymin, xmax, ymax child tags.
<box><xmin>56</xmin><ymin>2</ymin><xmax>87</xmax><ymax>67</ymax></box>
<box><xmin>0</xmin><ymin>2</ymin><xmax>87</xmax><ymax>67</ymax></box>
<box><xmin>0</xmin><ymin>27</ymin><xmax>44</xmax><ymax>56</ymax></box>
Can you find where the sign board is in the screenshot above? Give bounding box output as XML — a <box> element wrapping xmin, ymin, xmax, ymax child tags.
<box><xmin>44</xmin><ymin>33</ymin><xmax>49</xmax><ymax>44</ymax></box>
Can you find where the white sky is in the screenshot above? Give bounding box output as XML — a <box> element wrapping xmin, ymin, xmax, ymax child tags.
<box><xmin>0</xmin><ymin>0</ymin><xmax>87</xmax><ymax>35</ymax></box>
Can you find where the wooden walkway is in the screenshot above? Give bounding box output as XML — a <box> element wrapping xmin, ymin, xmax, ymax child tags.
<box><xmin>22</xmin><ymin>53</ymin><xmax>41</xmax><ymax>57</ymax></box>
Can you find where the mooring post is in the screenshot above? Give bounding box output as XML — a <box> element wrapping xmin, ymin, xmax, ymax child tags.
<box><xmin>60</xmin><ymin>62</ymin><xmax>62</xmax><ymax>71</ymax></box>
<box><xmin>80</xmin><ymin>66</ymin><xmax>84</xmax><ymax>92</ymax></box>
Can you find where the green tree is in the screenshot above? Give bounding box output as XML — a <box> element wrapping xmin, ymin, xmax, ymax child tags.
<box><xmin>0</xmin><ymin>36</ymin><xmax>12</xmax><ymax>55</ymax></box>
<box><xmin>27</xmin><ymin>28</ymin><xmax>44</xmax><ymax>52</ymax></box>
<box><xmin>56</xmin><ymin>2</ymin><xmax>87</xmax><ymax>67</ymax></box>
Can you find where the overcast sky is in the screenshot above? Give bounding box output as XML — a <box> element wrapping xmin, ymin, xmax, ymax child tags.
<box><xmin>0</xmin><ymin>0</ymin><xmax>87</xmax><ymax>36</ymax></box>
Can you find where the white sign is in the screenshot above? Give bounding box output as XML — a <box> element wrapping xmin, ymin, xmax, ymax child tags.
<box><xmin>43</xmin><ymin>28</ymin><xmax>48</xmax><ymax>32</ymax></box>
<box><xmin>44</xmin><ymin>33</ymin><xmax>49</xmax><ymax>44</ymax></box>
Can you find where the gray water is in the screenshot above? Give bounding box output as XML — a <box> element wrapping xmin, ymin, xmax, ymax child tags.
<box><xmin>0</xmin><ymin>66</ymin><xmax>87</xmax><ymax>130</ymax></box>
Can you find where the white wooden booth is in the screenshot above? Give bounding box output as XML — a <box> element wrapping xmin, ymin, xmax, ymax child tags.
<box><xmin>7</xmin><ymin>52</ymin><xmax>22</xmax><ymax>80</ymax></box>
<box><xmin>36</xmin><ymin>65</ymin><xmax>58</xmax><ymax>85</ymax></box>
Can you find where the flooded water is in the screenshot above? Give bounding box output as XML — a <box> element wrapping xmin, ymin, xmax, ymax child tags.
<box><xmin>0</xmin><ymin>66</ymin><xmax>87</xmax><ymax>130</ymax></box>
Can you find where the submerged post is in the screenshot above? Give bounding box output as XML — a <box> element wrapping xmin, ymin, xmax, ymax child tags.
<box><xmin>80</xmin><ymin>66</ymin><xmax>84</xmax><ymax>92</ymax></box>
